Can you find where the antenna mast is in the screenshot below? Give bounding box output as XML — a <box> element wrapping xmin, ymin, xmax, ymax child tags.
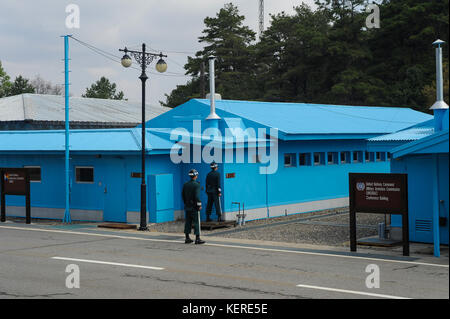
<box><xmin>259</xmin><ymin>0</ymin><xmax>264</xmax><ymax>39</ymax></box>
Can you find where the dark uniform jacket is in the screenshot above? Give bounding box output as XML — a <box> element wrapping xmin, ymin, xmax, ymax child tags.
<box><xmin>206</xmin><ymin>170</ymin><xmax>221</xmax><ymax>194</ymax></box>
<box><xmin>182</xmin><ymin>180</ymin><xmax>201</xmax><ymax>211</ymax></box>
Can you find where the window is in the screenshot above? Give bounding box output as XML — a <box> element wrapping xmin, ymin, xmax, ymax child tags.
<box><xmin>365</xmin><ymin>151</ymin><xmax>373</xmax><ymax>162</ymax></box>
<box><xmin>353</xmin><ymin>151</ymin><xmax>361</xmax><ymax>163</ymax></box>
<box><xmin>376</xmin><ymin>152</ymin><xmax>382</xmax><ymax>162</ymax></box>
<box><xmin>387</xmin><ymin>152</ymin><xmax>392</xmax><ymax>161</ymax></box>
<box><xmin>75</xmin><ymin>167</ymin><xmax>94</xmax><ymax>183</ymax></box>
<box><xmin>340</xmin><ymin>151</ymin><xmax>350</xmax><ymax>164</ymax></box>
<box><xmin>299</xmin><ymin>153</ymin><xmax>311</xmax><ymax>166</ymax></box>
<box><xmin>284</xmin><ymin>154</ymin><xmax>296</xmax><ymax>167</ymax></box>
<box><xmin>327</xmin><ymin>152</ymin><xmax>338</xmax><ymax>165</ymax></box>
<box><xmin>24</xmin><ymin>166</ymin><xmax>41</xmax><ymax>182</ymax></box>
<box><xmin>313</xmin><ymin>152</ymin><xmax>324</xmax><ymax>166</ymax></box>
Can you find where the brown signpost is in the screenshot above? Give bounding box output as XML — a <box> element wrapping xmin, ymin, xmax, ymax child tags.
<box><xmin>349</xmin><ymin>173</ymin><xmax>409</xmax><ymax>256</ymax></box>
<box><xmin>1</xmin><ymin>168</ymin><xmax>31</xmax><ymax>224</ymax></box>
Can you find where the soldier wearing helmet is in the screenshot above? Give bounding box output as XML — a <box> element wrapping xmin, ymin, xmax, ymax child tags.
<box><xmin>205</xmin><ymin>161</ymin><xmax>222</xmax><ymax>222</ymax></box>
<box><xmin>182</xmin><ymin>169</ymin><xmax>205</xmax><ymax>244</ymax></box>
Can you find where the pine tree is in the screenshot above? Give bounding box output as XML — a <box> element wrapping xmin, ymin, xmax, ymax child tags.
<box><xmin>9</xmin><ymin>75</ymin><xmax>35</xmax><ymax>96</ymax></box>
<box><xmin>162</xmin><ymin>3</ymin><xmax>257</xmax><ymax>107</ymax></box>
<box><xmin>83</xmin><ymin>76</ymin><xmax>125</xmax><ymax>100</ymax></box>
<box><xmin>0</xmin><ymin>61</ymin><xmax>12</xmax><ymax>97</ymax></box>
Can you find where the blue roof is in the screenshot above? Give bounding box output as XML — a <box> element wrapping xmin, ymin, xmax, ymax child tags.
<box><xmin>0</xmin><ymin>128</ymin><xmax>175</xmax><ymax>154</ymax></box>
<box><xmin>178</xmin><ymin>99</ymin><xmax>432</xmax><ymax>136</ymax></box>
<box><xmin>202</xmin><ymin>99</ymin><xmax>431</xmax><ymax>134</ymax></box>
<box><xmin>368</xmin><ymin>119</ymin><xmax>435</xmax><ymax>142</ymax></box>
<box><xmin>391</xmin><ymin>129</ymin><xmax>449</xmax><ymax>158</ymax></box>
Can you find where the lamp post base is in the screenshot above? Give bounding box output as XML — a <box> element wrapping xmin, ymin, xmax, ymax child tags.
<box><xmin>139</xmin><ymin>183</ymin><xmax>148</xmax><ymax>231</ymax></box>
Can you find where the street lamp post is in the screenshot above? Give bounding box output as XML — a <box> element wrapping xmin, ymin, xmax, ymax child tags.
<box><xmin>119</xmin><ymin>44</ymin><xmax>167</xmax><ymax>231</ymax></box>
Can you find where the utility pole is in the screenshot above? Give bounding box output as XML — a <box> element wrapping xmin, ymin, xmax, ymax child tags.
<box><xmin>62</xmin><ymin>34</ymin><xmax>72</xmax><ymax>224</ymax></box>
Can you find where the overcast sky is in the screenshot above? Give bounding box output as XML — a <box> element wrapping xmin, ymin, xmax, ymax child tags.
<box><xmin>0</xmin><ymin>0</ymin><xmax>315</xmax><ymax>106</ymax></box>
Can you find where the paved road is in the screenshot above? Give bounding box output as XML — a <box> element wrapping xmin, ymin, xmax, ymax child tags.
<box><xmin>0</xmin><ymin>223</ymin><xmax>448</xmax><ymax>299</ymax></box>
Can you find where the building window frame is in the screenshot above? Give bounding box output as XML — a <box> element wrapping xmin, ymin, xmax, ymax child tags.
<box><xmin>284</xmin><ymin>153</ymin><xmax>297</xmax><ymax>167</ymax></box>
<box><xmin>313</xmin><ymin>152</ymin><xmax>325</xmax><ymax>166</ymax></box>
<box><xmin>353</xmin><ymin>151</ymin><xmax>363</xmax><ymax>163</ymax></box>
<box><xmin>23</xmin><ymin>166</ymin><xmax>41</xmax><ymax>183</ymax></box>
<box><xmin>299</xmin><ymin>153</ymin><xmax>311</xmax><ymax>166</ymax></box>
<box><xmin>376</xmin><ymin>152</ymin><xmax>382</xmax><ymax>162</ymax></box>
<box><xmin>365</xmin><ymin>151</ymin><xmax>373</xmax><ymax>162</ymax></box>
<box><xmin>340</xmin><ymin>151</ymin><xmax>350</xmax><ymax>164</ymax></box>
<box><xmin>75</xmin><ymin>166</ymin><xmax>95</xmax><ymax>184</ymax></box>
<box><xmin>327</xmin><ymin>152</ymin><xmax>338</xmax><ymax>165</ymax></box>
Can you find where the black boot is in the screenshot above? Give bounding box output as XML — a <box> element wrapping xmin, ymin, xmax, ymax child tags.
<box><xmin>185</xmin><ymin>234</ymin><xmax>193</xmax><ymax>244</ymax></box>
<box><xmin>195</xmin><ymin>235</ymin><xmax>205</xmax><ymax>245</ymax></box>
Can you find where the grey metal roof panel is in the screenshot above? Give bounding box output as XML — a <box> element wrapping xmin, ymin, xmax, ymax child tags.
<box><xmin>0</xmin><ymin>94</ymin><xmax>171</xmax><ymax>123</ymax></box>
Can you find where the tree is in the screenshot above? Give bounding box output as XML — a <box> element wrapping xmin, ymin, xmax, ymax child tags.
<box><xmin>160</xmin><ymin>78</ymin><xmax>202</xmax><ymax>108</ymax></box>
<box><xmin>161</xmin><ymin>0</ymin><xmax>449</xmax><ymax>110</ymax></box>
<box><xmin>366</xmin><ymin>0</ymin><xmax>449</xmax><ymax>111</ymax></box>
<box><xmin>255</xmin><ymin>4</ymin><xmax>332</xmax><ymax>102</ymax></box>
<box><xmin>31</xmin><ymin>75</ymin><xmax>63</xmax><ymax>95</ymax></box>
<box><xmin>82</xmin><ymin>76</ymin><xmax>125</xmax><ymax>100</ymax></box>
<box><xmin>423</xmin><ymin>61</ymin><xmax>449</xmax><ymax>107</ymax></box>
<box><xmin>162</xmin><ymin>3</ymin><xmax>257</xmax><ymax>107</ymax></box>
<box><xmin>9</xmin><ymin>75</ymin><xmax>35</xmax><ymax>96</ymax></box>
<box><xmin>0</xmin><ymin>61</ymin><xmax>12</xmax><ymax>97</ymax></box>
<box><xmin>313</xmin><ymin>0</ymin><xmax>382</xmax><ymax>105</ymax></box>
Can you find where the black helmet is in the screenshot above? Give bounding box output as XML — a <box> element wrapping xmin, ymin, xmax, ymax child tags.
<box><xmin>188</xmin><ymin>169</ymin><xmax>199</xmax><ymax>177</ymax></box>
<box><xmin>210</xmin><ymin>161</ymin><xmax>218</xmax><ymax>169</ymax></box>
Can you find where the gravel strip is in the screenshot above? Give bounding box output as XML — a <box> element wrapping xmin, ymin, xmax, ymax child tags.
<box><xmin>147</xmin><ymin>208</ymin><xmax>386</xmax><ymax>247</ymax></box>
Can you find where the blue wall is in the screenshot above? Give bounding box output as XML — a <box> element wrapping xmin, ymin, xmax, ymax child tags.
<box><xmin>0</xmin><ymin>153</ymin><xmax>184</xmax><ymax>221</ymax></box>
<box><xmin>391</xmin><ymin>154</ymin><xmax>449</xmax><ymax>244</ymax></box>
<box><xmin>0</xmin><ymin>139</ymin><xmax>393</xmax><ymax>223</ymax></box>
<box><xmin>222</xmin><ymin>139</ymin><xmax>391</xmax><ymax>219</ymax></box>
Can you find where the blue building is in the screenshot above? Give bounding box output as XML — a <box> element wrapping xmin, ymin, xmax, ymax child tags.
<box><xmin>368</xmin><ymin>40</ymin><xmax>449</xmax><ymax>257</ymax></box>
<box><xmin>368</xmin><ymin>112</ymin><xmax>448</xmax><ymax>254</ymax></box>
<box><xmin>0</xmin><ymin>98</ymin><xmax>431</xmax><ymax>224</ymax></box>
<box><xmin>367</xmin><ymin>40</ymin><xmax>449</xmax><ymax>257</ymax></box>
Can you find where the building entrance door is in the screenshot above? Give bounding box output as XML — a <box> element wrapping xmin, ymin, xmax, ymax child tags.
<box><xmin>103</xmin><ymin>159</ymin><xmax>127</xmax><ymax>222</ymax></box>
<box><xmin>149</xmin><ymin>174</ymin><xmax>174</xmax><ymax>223</ymax></box>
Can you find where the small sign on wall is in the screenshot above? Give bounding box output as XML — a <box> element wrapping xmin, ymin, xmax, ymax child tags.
<box><xmin>226</xmin><ymin>173</ymin><xmax>236</xmax><ymax>179</ymax></box>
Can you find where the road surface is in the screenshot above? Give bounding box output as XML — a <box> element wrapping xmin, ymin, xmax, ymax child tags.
<box><xmin>0</xmin><ymin>223</ymin><xmax>448</xmax><ymax>300</ymax></box>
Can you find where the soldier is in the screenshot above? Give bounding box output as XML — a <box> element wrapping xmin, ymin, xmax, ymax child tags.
<box><xmin>205</xmin><ymin>161</ymin><xmax>222</xmax><ymax>222</ymax></box>
<box><xmin>182</xmin><ymin>169</ymin><xmax>205</xmax><ymax>244</ymax></box>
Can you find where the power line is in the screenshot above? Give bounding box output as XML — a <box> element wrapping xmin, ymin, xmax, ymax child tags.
<box><xmin>69</xmin><ymin>36</ymin><xmax>190</xmax><ymax>78</ymax></box>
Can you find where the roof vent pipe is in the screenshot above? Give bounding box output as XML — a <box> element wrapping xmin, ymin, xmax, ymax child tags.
<box><xmin>430</xmin><ymin>40</ymin><xmax>449</xmax><ymax>132</ymax></box>
<box><xmin>206</xmin><ymin>56</ymin><xmax>221</xmax><ymax>120</ymax></box>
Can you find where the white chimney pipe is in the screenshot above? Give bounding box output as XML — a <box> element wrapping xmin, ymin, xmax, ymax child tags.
<box><xmin>430</xmin><ymin>39</ymin><xmax>449</xmax><ymax>111</ymax></box>
<box><xmin>206</xmin><ymin>56</ymin><xmax>220</xmax><ymax>120</ymax></box>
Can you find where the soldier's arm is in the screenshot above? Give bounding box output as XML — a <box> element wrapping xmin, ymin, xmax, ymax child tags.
<box><xmin>182</xmin><ymin>185</ymin><xmax>186</xmax><ymax>204</ymax></box>
<box><xmin>217</xmin><ymin>173</ymin><xmax>222</xmax><ymax>195</ymax></box>
<box><xmin>195</xmin><ymin>183</ymin><xmax>202</xmax><ymax>210</ymax></box>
